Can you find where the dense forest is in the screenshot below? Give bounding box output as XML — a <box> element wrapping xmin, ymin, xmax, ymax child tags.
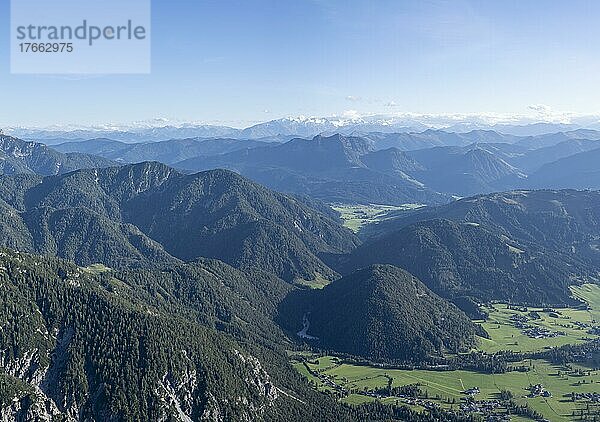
<box><xmin>330</xmin><ymin>218</ymin><xmax>589</xmax><ymax>307</ymax></box>
<box><xmin>278</xmin><ymin>265</ymin><xmax>484</xmax><ymax>361</ymax></box>
<box><xmin>0</xmin><ymin>248</ymin><xmax>387</xmax><ymax>420</ymax></box>
<box><xmin>0</xmin><ymin>162</ymin><xmax>359</xmax><ymax>283</ymax></box>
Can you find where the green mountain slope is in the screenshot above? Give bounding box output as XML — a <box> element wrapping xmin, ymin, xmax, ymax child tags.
<box><xmin>346</xmin><ymin>190</ymin><xmax>600</xmax><ymax>309</ymax></box>
<box><xmin>0</xmin><ymin>249</ymin><xmax>372</xmax><ymax>421</ymax></box>
<box><xmin>0</xmin><ymin>248</ymin><xmax>466</xmax><ymax>421</ymax></box>
<box><xmin>0</xmin><ymin>250</ymin><xmax>277</xmax><ymax>420</ymax></box>
<box><xmin>362</xmin><ymin>190</ymin><xmax>600</xmax><ymax>266</ymax></box>
<box><xmin>279</xmin><ymin>264</ymin><xmax>481</xmax><ymax>361</ymax></box>
<box><xmin>0</xmin><ymin>135</ymin><xmax>115</xmax><ymax>176</ymax></box>
<box><xmin>0</xmin><ymin>162</ymin><xmax>358</xmax><ymax>283</ymax></box>
<box><xmin>332</xmin><ymin>219</ymin><xmax>589</xmax><ymax>306</ymax></box>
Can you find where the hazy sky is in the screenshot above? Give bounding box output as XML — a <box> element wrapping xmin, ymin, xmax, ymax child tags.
<box><xmin>2</xmin><ymin>0</ymin><xmax>600</xmax><ymax>127</ymax></box>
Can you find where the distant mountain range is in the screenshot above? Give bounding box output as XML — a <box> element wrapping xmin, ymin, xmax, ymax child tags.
<box><xmin>527</xmin><ymin>147</ymin><xmax>600</xmax><ymax>190</ymax></box>
<box><xmin>3</xmin><ymin>128</ymin><xmax>600</xmax><ymax>204</ymax></box>
<box><xmin>53</xmin><ymin>137</ymin><xmax>274</xmax><ymax>164</ymax></box>
<box><xmin>174</xmin><ymin>132</ymin><xmax>600</xmax><ymax>201</ymax></box>
<box><xmin>405</xmin><ymin>146</ymin><xmax>527</xmax><ymax>196</ymax></box>
<box><xmin>8</xmin><ymin>115</ymin><xmax>600</xmax><ymax>143</ymax></box>
<box><xmin>176</xmin><ymin>134</ymin><xmax>449</xmax><ymax>205</ymax></box>
<box><xmin>7</xmin><ymin>124</ymin><xmax>240</xmax><ymax>144</ymax></box>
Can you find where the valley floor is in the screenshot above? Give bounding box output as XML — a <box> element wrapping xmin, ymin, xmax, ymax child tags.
<box><xmin>293</xmin><ymin>284</ymin><xmax>600</xmax><ymax>421</ymax></box>
<box><xmin>296</xmin><ymin>357</ymin><xmax>600</xmax><ymax>421</ymax></box>
<box><xmin>479</xmin><ymin>285</ymin><xmax>600</xmax><ymax>353</ymax></box>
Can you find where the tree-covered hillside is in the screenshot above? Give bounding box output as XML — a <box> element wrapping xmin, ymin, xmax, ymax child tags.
<box><xmin>332</xmin><ymin>219</ymin><xmax>591</xmax><ymax>307</ymax></box>
<box><xmin>279</xmin><ymin>265</ymin><xmax>482</xmax><ymax>361</ymax></box>
<box><xmin>0</xmin><ymin>248</ymin><xmax>392</xmax><ymax>421</ymax></box>
<box><xmin>0</xmin><ymin>135</ymin><xmax>115</xmax><ymax>176</ymax></box>
<box><xmin>0</xmin><ymin>162</ymin><xmax>359</xmax><ymax>284</ymax></box>
<box><xmin>362</xmin><ymin>190</ymin><xmax>600</xmax><ymax>268</ymax></box>
<box><xmin>0</xmin><ymin>248</ymin><xmax>480</xmax><ymax>422</ymax></box>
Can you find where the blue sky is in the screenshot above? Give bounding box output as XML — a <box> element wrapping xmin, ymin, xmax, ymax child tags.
<box><xmin>2</xmin><ymin>0</ymin><xmax>600</xmax><ymax>127</ymax></box>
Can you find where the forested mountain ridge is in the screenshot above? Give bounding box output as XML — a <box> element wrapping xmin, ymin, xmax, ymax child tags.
<box><xmin>362</xmin><ymin>190</ymin><xmax>600</xmax><ymax>262</ymax></box>
<box><xmin>0</xmin><ymin>135</ymin><xmax>115</xmax><ymax>176</ymax></box>
<box><xmin>331</xmin><ymin>219</ymin><xmax>591</xmax><ymax>307</ymax></box>
<box><xmin>406</xmin><ymin>146</ymin><xmax>526</xmax><ymax>196</ymax></box>
<box><xmin>0</xmin><ymin>247</ymin><xmax>477</xmax><ymax>422</ymax></box>
<box><xmin>278</xmin><ymin>264</ymin><xmax>482</xmax><ymax>361</ymax></box>
<box><xmin>0</xmin><ymin>162</ymin><xmax>359</xmax><ymax>283</ymax></box>
<box><xmin>345</xmin><ymin>190</ymin><xmax>600</xmax><ymax>310</ymax></box>
<box><xmin>0</xmin><ymin>248</ymin><xmax>380</xmax><ymax>421</ymax></box>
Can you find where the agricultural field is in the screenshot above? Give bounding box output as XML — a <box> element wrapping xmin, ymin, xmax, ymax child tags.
<box><xmin>479</xmin><ymin>296</ymin><xmax>600</xmax><ymax>353</ymax></box>
<box><xmin>294</xmin><ymin>284</ymin><xmax>600</xmax><ymax>420</ymax></box>
<box><xmin>296</xmin><ymin>357</ymin><xmax>600</xmax><ymax>421</ymax></box>
<box><xmin>331</xmin><ymin>203</ymin><xmax>423</xmax><ymax>233</ymax></box>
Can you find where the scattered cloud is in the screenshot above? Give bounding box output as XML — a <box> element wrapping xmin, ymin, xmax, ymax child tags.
<box><xmin>527</xmin><ymin>104</ymin><xmax>552</xmax><ymax>113</ymax></box>
<box><xmin>526</xmin><ymin>104</ymin><xmax>577</xmax><ymax>124</ymax></box>
<box><xmin>345</xmin><ymin>95</ymin><xmax>362</xmax><ymax>102</ymax></box>
<box><xmin>384</xmin><ymin>101</ymin><xmax>399</xmax><ymax>107</ymax></box>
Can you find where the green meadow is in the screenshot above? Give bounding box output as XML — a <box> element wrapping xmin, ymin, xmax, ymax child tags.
<box><xmin>299</xmin><ymin>357</ymin><xmax>600</xmax><ymax>421</ymax></box>
<box><xmin>331</xmin><ymin>203</ymin><xmax>423</xmax><ymax>233</ymax></box>
<box><xmin>479</xmin><ymin>288</ymin><xmax>600</xmax><ymax>354</ymax></box>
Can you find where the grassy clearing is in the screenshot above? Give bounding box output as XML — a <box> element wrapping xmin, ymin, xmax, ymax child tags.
<box><xmin>331</xmin><ymin>203</ymin><xmax>423</xmax><ymax>233</ymax></box>
<box><xmin>82</xmin><ymin>263</ymin><xmax>112</xmax><ymax>274</ymax></box>
<box><xmin>571</xmin><ymin>284</ymin><xmax>600</xmax><ymax>323</ymax></box>
<box><xmin>294</xmin><ymin>272</ymin><xmax>332</xmax><ymax>289</ymax></box>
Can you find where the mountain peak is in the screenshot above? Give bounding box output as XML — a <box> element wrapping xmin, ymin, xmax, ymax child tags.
<box><xmin>0</xmin><ymin>134</ymin><xmax>116</xmax><ymax>176</ymax></box>
<box><xmin>311</xmin><ymin>133</ymin><xmax>374</xmax><ymax>154</ymax></box>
